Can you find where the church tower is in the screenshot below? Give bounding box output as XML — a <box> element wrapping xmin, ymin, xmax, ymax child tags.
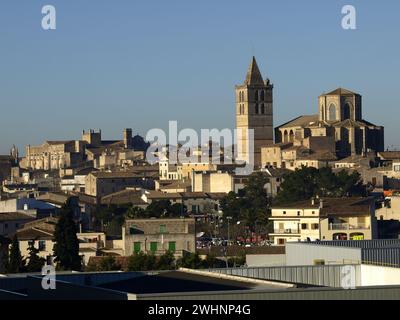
<box><xmin>236</xmin><ymin>57</ymin><xmax>273</xmax><ymax>167</ymax></box>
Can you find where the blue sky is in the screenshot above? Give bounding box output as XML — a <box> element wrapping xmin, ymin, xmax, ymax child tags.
<box><xmin>0</xmin><ymin>0</ymin><xmax>399</xmax><ymax>154</ymax></box>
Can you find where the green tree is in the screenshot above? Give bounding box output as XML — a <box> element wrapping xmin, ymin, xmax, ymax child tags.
<box><xmin>127</xmin><ymin>252</ymin><xmax>157</xmax><ymax>271</ymax></box>
<box><xmin>177</xmin><ymin>253</ymin><xmax>203</xmax><ymax>269</ymax></box>
<box><xmin>220</xmin><ymin>192</ymin><xmax>246</xmax><ymax>222</ymax></box>
<box><xmin>26</xmin><ymin>242</ymin><xmax>46</xmax><ymax>272</ymax></box>
<box><xmin>274</xmin><ymin>166</ymin><xmax>319</xmax><ymax>204</ymax></box>
<box><xmin>275</xmin><ymin>166</ymin><xmax>366</xmax><ymax>204</ymax></box>
<box><xmin>53</xmin><ymin>198</ymin><xmax>82</xmax><ymax>271</ymax></box>
<box><xmin>221</xmin><ymin>172</ymin><xmax>270</xmax><ymax>231</ymax></box>
<box><xmin>146</xmin><ymin>200</ymin><xmax>172</xmax><ymax>218</ymax></box>
<box><xmin>157</xmin><ymin>251</ymin><xmax>175</xmax><ymax>270</ymax></box>
<box><xmin>98</xmin><ymin>256</ymin><xmax>121</xmax><ymax>271</ymax></box>
<box><xmin>170</xmin><ymin>203</ymin><xmax>187</xmax><ymax>217</ymax></box>
<box><xmin>202</xmin><ymin>254</ymin><xmax>220</xmax><ymax>268</ymax></box>
<box><xmin>7</xmin><ymin>235</ymin><xmax>25</xmax><ymax>273</ymax></box>
<box><xmin>126</xmin><ymin>206</ymin><xmax>146</xmax><ymax>219</ymax></box>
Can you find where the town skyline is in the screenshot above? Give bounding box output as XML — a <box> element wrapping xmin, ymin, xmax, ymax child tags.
<box><xmin>1</xmin><ymin>0</ymin><xmax>400</xmax><ymax>154</ymax></box>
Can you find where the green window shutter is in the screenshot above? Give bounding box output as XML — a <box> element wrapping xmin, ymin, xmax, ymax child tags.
<box><xmin>159</xmin><ymin>225</ymin><xmax>166</xmax><ymax>234</ymax></box>
<box><xmin>150</xmin><ymin>242</ymin><xmax>158</xmax><ymax>252</ymax></box>
<box><xmin>168</xmin><ymin>241</ymin><xmax>176</xmax><ymax>253</ymax></box>
<box><xmin>133</xmin><ymin>242</ymin><xmax>141</xmax><ymax>254</ymax></box>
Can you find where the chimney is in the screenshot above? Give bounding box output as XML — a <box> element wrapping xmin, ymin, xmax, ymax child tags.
<box><xmin>311</xmin><ymin>198</ymin><xmax>315</xmax><ymax>206</ymax></box>
<box><xmin>319</xmin><ymin>199</ymin><xmax>324</xmax><ymax>209</ymax></box>
<box><xmin>124</xmin><ymin>128</ymin><xmax>133</xmax><ymax>149</ymax></box>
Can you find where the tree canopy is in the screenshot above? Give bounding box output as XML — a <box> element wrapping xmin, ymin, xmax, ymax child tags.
<box><xmin>220</xmin><ymin>172</ymin><xmax>270</xmax><ymax>231</ymax></box>
<box><xmin>274</xmin><ymin>166</ymin><xmax>366</xmax><ymax>204</ymax></box>
<box><xmin>126</xmin><ymin>200</ymin><xmax>187</xmax><ymax>219</ymax></box>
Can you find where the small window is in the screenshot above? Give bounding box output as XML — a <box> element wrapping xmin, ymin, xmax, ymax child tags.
<box><xmin>297</xmin><ymin>211</ymin><xmax>301</xmax><ymax>216</ymax></box>
<box><xmin>159</xmin><ymin>225</ymin><xmax>166</xmax><ymax>234</ymax></box>
<box><xmin>38</xmin><ymin>240</ymin><xmax>46</xmax><ymax>251</ymax></box>
<box><xmin>301</xmin><ymin>223</ymin><xmax>308</xmax><ymax>230</ymax></box>
<box><xmin>283</xmin><ymin>211</ymin><xmax>286</xmax><ymax>215</ymax></box>
<box><xmin>311</xmin><ymin>224</ymin><xmax>319</xmax><ymax>230</ymax></box>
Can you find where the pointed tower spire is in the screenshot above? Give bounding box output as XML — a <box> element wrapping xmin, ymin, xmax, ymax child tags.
<box><xmin>245</xmin><ymin>56</ymin><xmax>264</xmax><ymax>85</ymax></box>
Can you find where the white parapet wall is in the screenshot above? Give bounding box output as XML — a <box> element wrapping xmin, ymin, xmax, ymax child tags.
<box><xmin>246</xmin><ymin>254</ymin><xmax>286</xmax><ymax>267</ymax></box>
<box><xmin>361</xmin><ymin>265</ymin><xmax>400</xmax><ymax>286</ymax></box>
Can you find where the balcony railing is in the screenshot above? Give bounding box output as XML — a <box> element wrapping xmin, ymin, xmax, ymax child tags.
<box><xmin>328</xmin><ymin>223</ymin><xmax>370</xmax><ymax>231</ymax></box>
<box><xmin>273</xmin><ymin>229</ymin><xmax>300</xmax><ymax>234</ymax></box>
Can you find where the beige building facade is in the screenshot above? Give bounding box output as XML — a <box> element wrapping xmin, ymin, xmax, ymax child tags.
<box><xmin>123</xmin><ymin>218</ymin><xmax>196</xmax><ymax>257</ymax></box>
<box><xmin>270</xmin><ymin>198</ymin><xmax>377</xmax><ymax>245</ymax></box>
<box><xmin>191</xmin><ymin>170</ymin><xmax>234</xmax><ymax>193</ymax></box>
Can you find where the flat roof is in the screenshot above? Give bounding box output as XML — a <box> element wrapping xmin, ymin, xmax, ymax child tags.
<box><xmin>96</xmin><ymin>270</ymin><xmax>285</xmax><ymax>294</ymax></box>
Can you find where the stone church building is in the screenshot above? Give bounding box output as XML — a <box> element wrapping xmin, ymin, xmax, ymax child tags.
<box><xmin>275</xmin><ymin>88</ymin><xmax>384</xmax><ymax>158</ymax></box>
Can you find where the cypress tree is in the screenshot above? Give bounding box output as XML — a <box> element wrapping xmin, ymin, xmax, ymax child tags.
<box><xmin>26</xmin><ymin>242</ymin><xmax>46</xmax><ymax>272</ymax></box>
<box><xmin>8</xmin><ymin>235</ymin><xmax>24</xmax><ymax>273</ymax></box>
<box><xmin>53</xmin><ymin>198</ymin><xmax>82</xmax><ymax>271</ymax></box>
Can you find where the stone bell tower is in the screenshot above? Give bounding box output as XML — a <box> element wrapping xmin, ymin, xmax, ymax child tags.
<box><xmin>236</xmin><ymin>57</ymin><xmax>273</xmax><ymax>167</ymax></box>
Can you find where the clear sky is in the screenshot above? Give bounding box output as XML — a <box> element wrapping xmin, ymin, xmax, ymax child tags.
<box><xmin>0</xmin><ymin>0</ymin><xmax>399</xmax><ymax>154</ymax></box>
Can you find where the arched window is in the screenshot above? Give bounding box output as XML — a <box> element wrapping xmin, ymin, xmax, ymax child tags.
<box><xmin>261</xmin><ymin>104</ymin><xmax>265</xmax><ymax>114</ymax></box>
<box><xmin>343</xmin><ymin>103</ymin><xmax>351</xmax><ymax>120</ymax></box>
<box><xmin>254</xmin><ymin>91</ymin><xmax>258</xmax><ymax>101</ymax></box>
<box><xmin>255</xmin><ymin>103</ymin><xmax>259</xmax><ymax>115</ymax></box>
<box><xmin>283</xmin><ymin>130</ymin><xmax>288</xmax><ymax>143</ymax></box>
<box><xmin>289</xmin><ymin>130</ymin><xmax>294</xmax><ymax>142</ymax></box>
<box><xmin>329</xmin><ymin>104</ymin><xmax>337</xmax><ymax>121</ymax></box>
<box><xmin>260</xmin><ymin>90</ymin><xmax>265</xmax><ymax>101</ymax></box>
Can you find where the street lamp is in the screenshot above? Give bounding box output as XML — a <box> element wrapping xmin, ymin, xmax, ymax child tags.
<box><xmin>227</xmin><ymin>216</ymin><xmax>232</xmax><ymax>246</ymax></box>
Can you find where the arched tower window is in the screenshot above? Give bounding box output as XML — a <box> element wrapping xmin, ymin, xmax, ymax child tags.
<box><xmin>254</xmin><ymin>91</ymin><xmax>258</xmax><ymax>101</ymax></box>
<box><xmin>261</xmin><ymin>104</ymin><xmax>265</xmax><ymax>114</ymax></box>
<box><xmin>343</xmin><ymin>103</ymin><xmax>351</xmax><ymax>120</ymax></box>
<box><xmin>260</xmin><ymin>90</ymin><xmax>265</xmax><ymax>101</ymax></box>
<box><xmin>289</xmin><ymin>130</ymin><xmax>294</xmax><ymax>142</ymax></box>
<box><xmin>329</xmin><ymin>104</ymin><xmax>337</xmax><ymax>121</ymax></box>
<box><xmin>283</xmin><ymin>130</ymin><xmax>288</xmax><ymax>143</ymax></box>
<box><xmin>255</xmin><ymin>103</ymin><xmax>259</xmax><ymax>115</ymax></box>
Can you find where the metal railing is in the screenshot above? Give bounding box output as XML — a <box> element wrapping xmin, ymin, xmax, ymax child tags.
<box><xmin>328</xmin><ymin>223</ymin><xmax>370</xmax><ymax>231</ymax></box>
<box><xmin>272</xmin><ymin>229</ymin><xmax>300</xmax><ymax>234</ymax></box>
